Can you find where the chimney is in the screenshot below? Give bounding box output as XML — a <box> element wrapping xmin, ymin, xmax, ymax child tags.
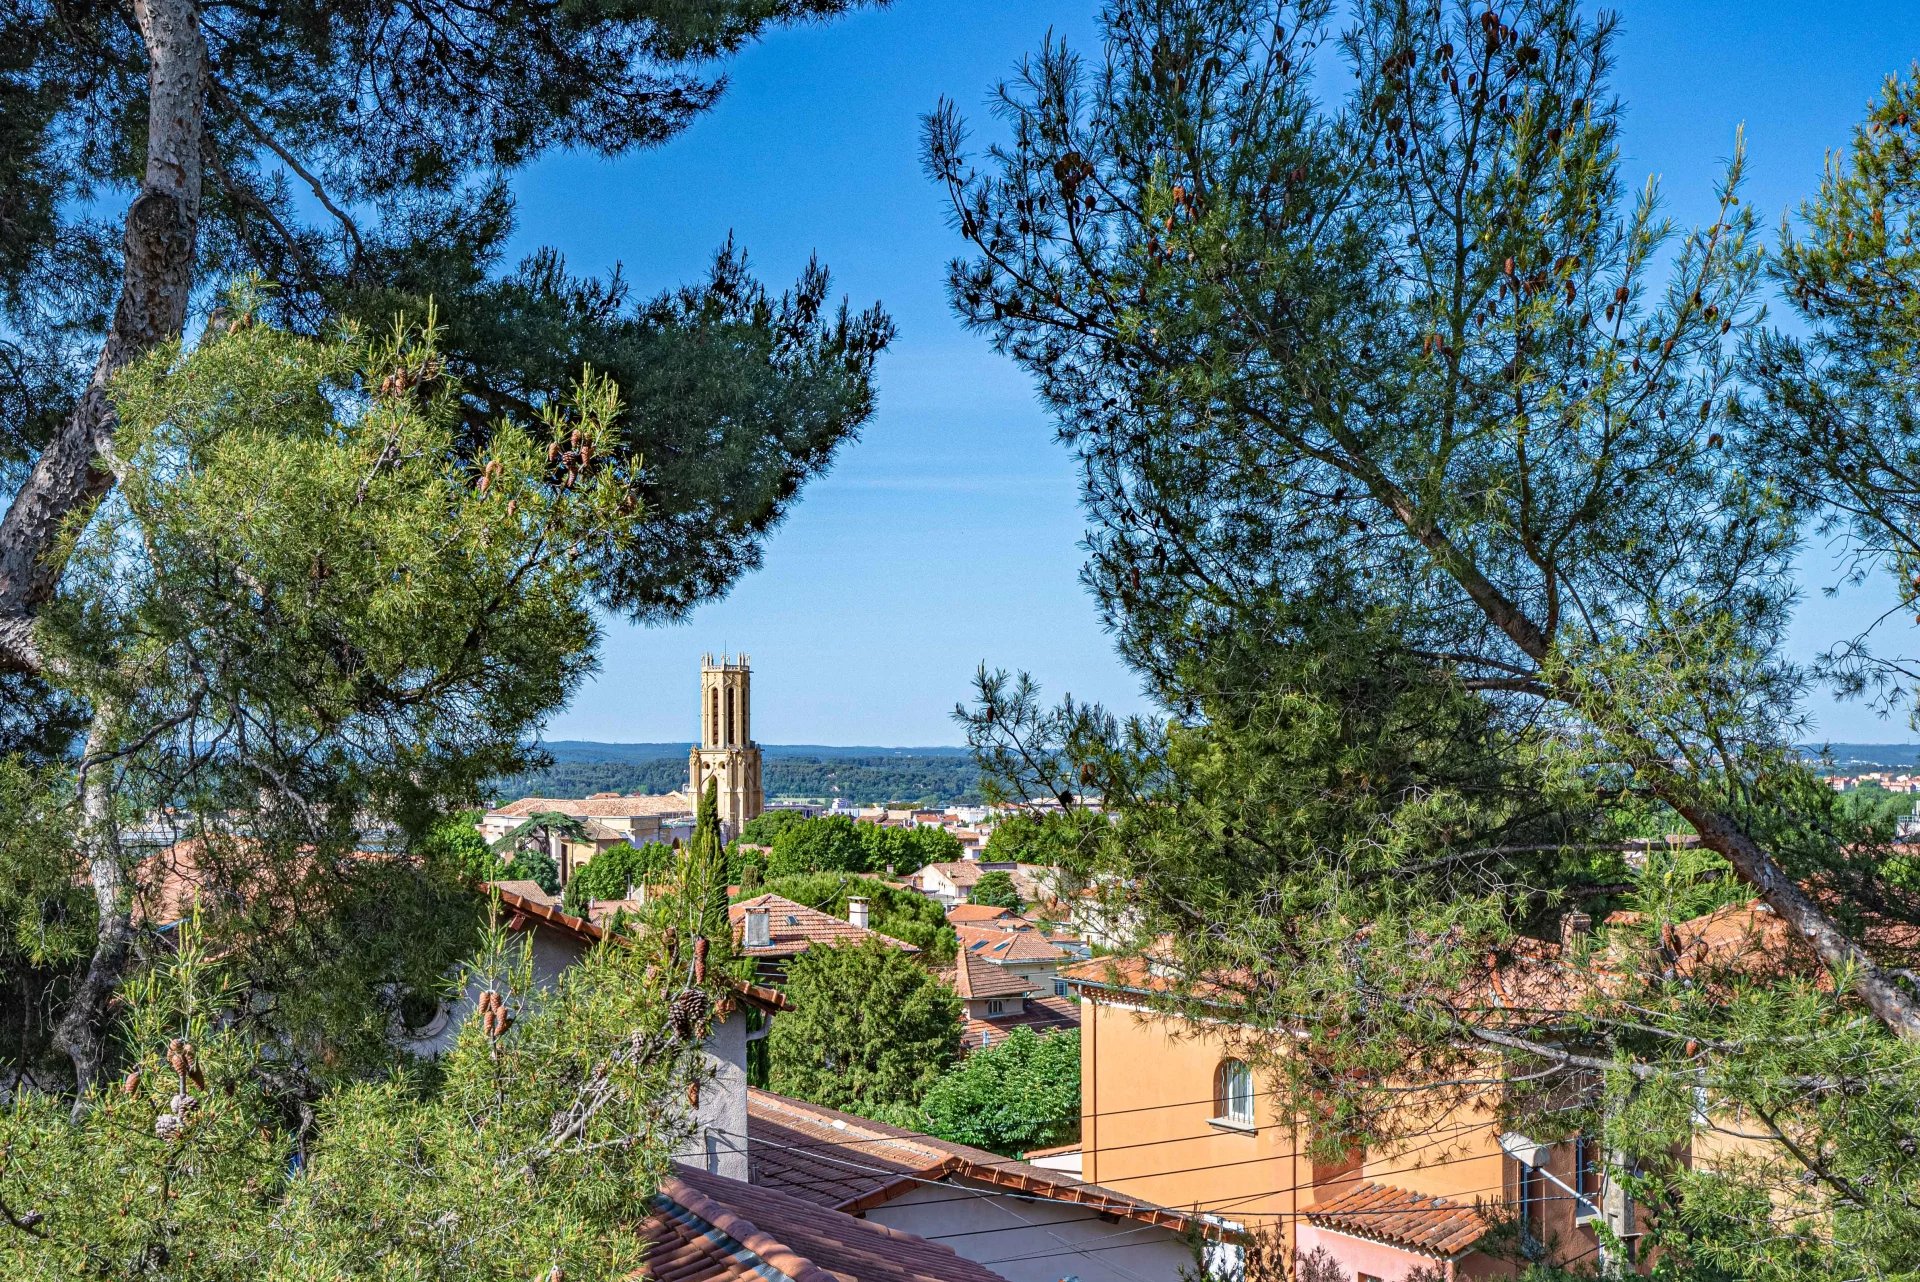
<box><xmin>744</xmin><ymin>906</ymin><xmax>770</xmax><ymax>948</ymax></box>
<box><xmin>1561</xmin><ymin>910</ymin><xmax>1593</xmax><ymax>953</ymax></box>
<box><xmin>848</xmin><ymin>897</ymin><xmax>871</xmax><ymax>930</ymax></box>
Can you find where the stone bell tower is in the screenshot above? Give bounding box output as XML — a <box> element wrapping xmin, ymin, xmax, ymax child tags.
<box><xmin>689</xmin><ymin>653</ymin><xmax>764</xmax><ymax>838</ymax></box>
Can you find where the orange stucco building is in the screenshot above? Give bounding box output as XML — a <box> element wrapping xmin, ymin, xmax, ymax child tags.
<box><xmin>1066</xmin><ymin>957</ymin><xmax>1622</xmax><ymax>1280</ymax></box>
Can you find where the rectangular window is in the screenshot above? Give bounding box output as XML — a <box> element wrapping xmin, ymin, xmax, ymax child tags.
<box><xmin>1054</xmin><ymin>979</ymin><xmax>1069</xmax><ymax>996</ymax></box>
<box><xmin>987</xmin><ymin>999</ymin><xmax>1005</xmax><ymax>1015</ymax></box>
<box><xmin>1519</xmin><ymin>1161</ymin><xmax>1545</xmax><ymax>1247</ymax></box>
<box><xmin>1575</xmin><ymin>1134</ymin><xmax>1600</xmax><ymax>1199</ymax></box>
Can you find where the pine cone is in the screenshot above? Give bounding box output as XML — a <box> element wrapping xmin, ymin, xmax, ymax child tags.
<box><xmin>669</xmin><ymin>988</ymin><xmax>710</xmax><ymax>1040</ymax></box>
<box><xmin>155</xmin><ymin>1113</ymin><xmax>184</xmax><ymax>1141</ymax></box>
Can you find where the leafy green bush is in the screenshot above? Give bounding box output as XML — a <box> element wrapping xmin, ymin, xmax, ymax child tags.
<box><xmin>969</xmin><ymin>871</ymin><xmax>1020</xmax><ymax>910</ymax></box>
<box><xmin>739</xmin><ymin>809</ymin><xmax>809</xmax><ymax>846</ymax></box>
<box><xmin>767</xmin><ymin>939</ymin><xmax>960</xmax><ymax>1114</ymax></box>
<box><xmin>561</xmin><ymin>841</ymin><xmax>674</xmax><ymax>911</ymax></box>
<box><xmin>917</xmin><ymin>1027</ymin><xmax>1080</xmax><ymax>1156</ymax></box>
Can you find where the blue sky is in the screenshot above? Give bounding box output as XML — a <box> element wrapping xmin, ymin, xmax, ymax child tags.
<box><xmin>521</xmin><ymin>0</ymin><xmax>1920</xmax><ymax>747</ymax></box>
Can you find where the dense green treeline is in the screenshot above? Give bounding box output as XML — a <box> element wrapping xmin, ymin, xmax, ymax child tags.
<box><xmin>494</xmin><ymin>753</ymin><xmax>983</xmax><ymax>806</ymax></box>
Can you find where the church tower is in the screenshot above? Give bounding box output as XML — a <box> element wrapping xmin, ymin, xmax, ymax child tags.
<box><xmin>688</xmin><ymin>653</ymin><xmax>764</xmax><ymax>838</ymax></box>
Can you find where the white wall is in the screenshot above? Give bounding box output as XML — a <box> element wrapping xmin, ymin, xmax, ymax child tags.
<box><xmin>398</xmin><ymin>925</ymin><xmax>752</xmax><ymax>1183</ymax></box>
<box><xmin>868</xmin><ymin>1177</ymin><xmax>1195</xmax><ymax>1282</ymax></box>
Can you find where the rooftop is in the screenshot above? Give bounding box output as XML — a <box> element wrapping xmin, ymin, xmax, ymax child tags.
<box><xmin>950</xmin><ymin>948</ymin><xmax>1034</xmax><ymax>1000</ymax></box>
<box><xmin>643</xmin><ymin>1164</ymin><xmax>1002</xmax><ymax>1282</ymax></box>
<box><xmin>745</xmin><ymin>1090</ymin><xmax>1193</xmax><ymax>1234</ymax></box>
<box><xmin>489</xmin><ymin>793</ymin><xmax>693</xmax><ymax>820</ymax></box>
<box><xmin>1303</xmin><ymin>1181</ymin><xmax>1492</xmax><ymax>1257</ymax></box>
<box><xmin>730</xmin><ymin>894</ymin><xmax>919</xmax><ymax>957</ymax></box>
<box><xmin>955</xmin><ymin>923</ymin><xmax>1068</xmax><ymax>965</ymax></box>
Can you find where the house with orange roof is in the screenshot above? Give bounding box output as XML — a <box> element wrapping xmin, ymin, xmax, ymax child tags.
<box><xmin>954</xmin><ymin>923</ymin><xmax>1069</xmax><ymax>993</ymax></box>
<box><xmin>481</xmin><ymin>793</ymin><xmax>697</xmax><ymax>883</ymax></box>
<box><xmin>729</xmin><ymin>893</ymin><xmax>919</xmax><ymax>984</ymax></box>
<box><xmin>948</xmin><ymin>948</ymin><xmax>1079</xmax><ymax>1052</ymax></box>
<box><xmin>946</xmin><ymin>903</ymin><xmax>1021</xmax><ymax>927</ymax></box>
<box><xmin>746</xmin><ymin>1088</ymin><xmax>1206</xmax><ymax>1282</ymax></box>
<box><xmin>396</xmin><ymin>883</ymin><xmax>786</xmax><ymax>1184</ymax></box>
<box><xmin>642</xmin><ymin>1163</ymin><xmax>1008</xmax><ymax>1282</ymax></box>
<box><xmin>1058</xmin><ymin>917</ymin><xmax>1634</xmax><ymax>1280</ymax></box>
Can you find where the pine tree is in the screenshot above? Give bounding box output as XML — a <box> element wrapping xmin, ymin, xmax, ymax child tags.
<box><xmin>933</xmin><ymin>0</ymin><xmax>1920</xmax><ymax>1272</ymax></box>
<box><xmin>683</xmin><ymin>780</ymin><xmax>732</xmax><ymax>959</ymax></box>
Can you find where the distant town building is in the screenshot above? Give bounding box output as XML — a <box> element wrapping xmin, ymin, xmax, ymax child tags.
<box><xmin>690</xmin><ymin>653</ymin><xmax>765</xmax><ymax>839</ymax></box>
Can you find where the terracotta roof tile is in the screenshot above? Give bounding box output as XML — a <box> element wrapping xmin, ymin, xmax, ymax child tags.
<box><xmin>955</xmin><ymin>924</ymin><xmax>1067</xmax><ymax>964</ymax></box>
<box><xmin>960</xmin><ymin>993</ymin><xmax>1080</xmax><ymax>1049</ymax></box>
<box><xmin>951</xmin><ymin>949</ymin><xmax>1034</xmax><ymax>1000</ymax></box>
<box><xmin>745</xmin><ymin>1091</ymin><xmax>1189</xmax><ymax>1235</ymax></box>
<box><xmin>491</xmin><ymin>794</ymin><xmax>693</xmax><ymax>820</ymax></box>
<box><xmin>729</xmin><ymin>894</ymin><xmax>918</xmax><ymax>957</ymax></box>
<box><xmin>945</xmin><ymin>904</ymin><xmax>1018</xmax><ymax>924</ymax></box>
<box><xmin>1304</xmin><ymin>1181</ymin><xmax>1492</xmax><ymax>1256</ymax></box>
<box><xmin>644</xmin><ymin>1165</ymin><xmax>1004</xmax><ymax>1282</ymax></box>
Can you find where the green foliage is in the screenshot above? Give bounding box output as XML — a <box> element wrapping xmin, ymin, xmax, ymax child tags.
<box><xmin>915</xmin><ymin>1028</ymin><xmax>1080</xmax><ymax>1157</ymax></box>
<box><xmin>748</xmin><ymin>873</ymin><xmax>957</xmax><ymax>963</ymax></box>
<box><xmin>0</xmin><ymin>756</ymin><xmax>85</xmax><ymax>1066</ymax></box>
<box><xmin>739</xmin><ymin>809</ymin><xmax>809</xmax><ymax>846</ymax></box>
<box><xmin>870</xmin><ymin>823</ymin><xmax>964</xmax><ymax>872</ymax></box>
<box><xmin>766</xmin><ymin>939</ymin><xmax>961</xmax><ymax>1114</ymax></box>
<box><xmin>6</xmin><ymin>0</ymin><xmax>892</xmax><ymax>628</ymax></box>
<box><xmin>501</xmin><ymin>846</ymin><xmax>562</xmax><ymax>896</ymax></box>
<box><xmin>931</xmin><ymin>1</ymin><xmax>1920</xmax><ymax>1273</ymax></box>
<box><xmin>0</xmin><ymin>916</ymin><xmax>710</xmax><ymax>1279</ymax></box>
<box><xmin>969</xmin><ymin>871</ymin><xmax>1021</xmax><ymax>910</ymax></box>
<box><xmin>764</xmin><ymin>815</ymin><xmax>966</xmax><ymax>878</ymax></box>
<box><xmin>767</xmin><ymin>814</ymin><xmax>874</xmax><ymax>876</ymax></box>
<box><xmin>681</xmin><ymin>781</ymin><xmax>733</xmax><ymax>955</ymax></box>
<box><xmin>7</xmin><ymin>300</ymin><xmax>657</xmax><ymax>1095</ymax></box>
<box><xmin>420</xmin><ymin>811</ymin><xmax>497</xmax><ymax>882</ymax></box>
<box><xmin>983</xmin><ymin>810</ymin><xmax>1106</xmax><ymax>868</ymax></box>
<box><xmin>561</xmin><ymin>841</ymin><xmax>674</xmax><ymax>911</ymax></box>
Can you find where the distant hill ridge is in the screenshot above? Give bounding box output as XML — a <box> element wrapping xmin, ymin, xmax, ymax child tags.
<box><xmin>534</xmin><ymin>740</ymin><xmax>972</xmax><ymax>763</ymax></box>
<box><xmin>1803</xmin><ymin>743</ymin><xmax>1920</xmax><ymax>770</ymax></box>
<box><xmin>497</xmin><ymin>741</ymin><xmax>982</xmax><ymax>807</ymax></box>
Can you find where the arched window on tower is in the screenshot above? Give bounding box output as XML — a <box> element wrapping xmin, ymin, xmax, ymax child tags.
<box><xmin>709</xmin><ymin>687</ymin><xmax>719</xmax><ymax>747</ymax></box>
<box><xmin>725</xmin><ymin>688</ymin><xmax>735</xmax><ymax>746</ymax></box>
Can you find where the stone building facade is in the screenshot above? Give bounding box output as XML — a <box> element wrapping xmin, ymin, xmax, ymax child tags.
<box><xmin>688</xmin><ymin>653</ymin><xmax>764</xmax><ymax>838</ymax></box>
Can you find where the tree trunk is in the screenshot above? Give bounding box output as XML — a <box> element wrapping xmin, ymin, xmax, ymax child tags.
<box><xmin>50</xmin><ymin>715</ymin><xmax>130</xmax><ymax>1107</ymax></box>
<box><xmin>33</xmin><ymin>0</ymin><xmax>207</xmax><ymax>1099</ymax></box>
<box><xmin>0</xmin><ymin>0</ymin><xmax>206</xmax><ymax>676</ymax></box>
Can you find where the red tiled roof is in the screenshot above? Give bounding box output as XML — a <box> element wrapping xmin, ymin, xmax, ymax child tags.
<box><xmin>945</xmin><ymin>904</ymin><xmax>1018</xmax><ymax>924</ymax></box>
<box><xmin>745</xmin><ymin>1091</ymin><xmax>1194</xmax><ymax>1235</ymax></box>
<box><xmin>951</xmin><ymin>949</ymin><xmax>1033</xmax><ymax>1000</ymax></box>
<box><xmin>491</xmin><ymin>793</ymin><xmax>692</xmax><ymax>819</ymax></box>
<box><xmin>489</xmin><ymin>885</ymin><xmax>786</xmax><ymax>1016</ymax></box>
<box><xmin>1304</xmin><ymin>1181</ymin><xmax>1492</xmax><ymax>1256</ymax></box>
<box><xmin>961</xmin><ymin>993</ymin><xmax>1079</xmax><ymax>1049</ymax></box>
<box><xmin>642</xmin><ymin>1164</ymin><xmax>1004</xmax><ymax>1282</ymax></box>
<box><xmin>729</xmin><ymin>894</ymin><xmax>918</xmax><ymax>957</ymax></box>
<box><xmin>956</xmin><ymin>924</ymin><xmax>1067</xmax><ymax>964</ymax></box>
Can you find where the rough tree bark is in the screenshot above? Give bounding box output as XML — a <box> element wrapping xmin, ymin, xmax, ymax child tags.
<box><xmin>15</xmin><ymin>0</ymin><xmax>208</xmax><ymax>1094</ymax></box>
<box><xmin>49</xmin><ymin>715</ymin><xmax>130</xmax><ymax>1107</ymax></box>
<box><xmin>0</xmin><ymin>0</ymin><xmax>206</xmax><ymax>678</ymax></box>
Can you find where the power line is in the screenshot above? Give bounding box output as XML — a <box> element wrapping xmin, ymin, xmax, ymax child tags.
<box><xmin>723</xmin><ymin>1111</ymin><xmax>1533</xmax><ymax>1228</ymax></box>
